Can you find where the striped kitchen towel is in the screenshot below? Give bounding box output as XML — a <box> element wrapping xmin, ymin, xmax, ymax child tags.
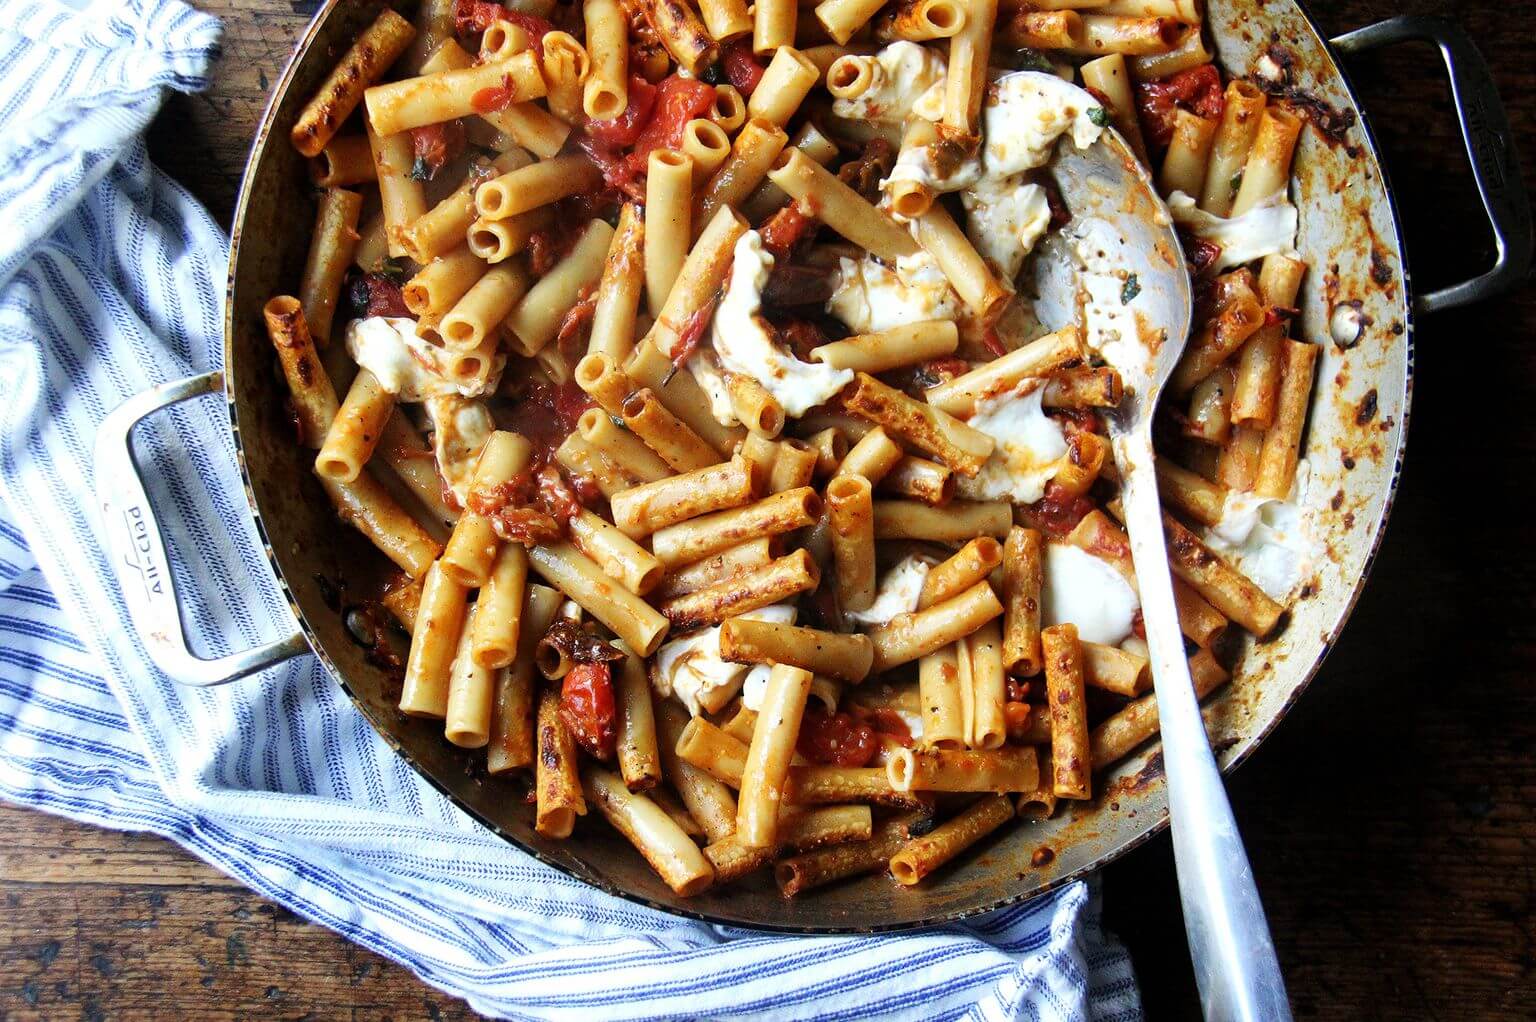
<box><xmin>0</xmin><ymin>0</ymin><xmax>1142</xmax><ymax>1017</ymax></box>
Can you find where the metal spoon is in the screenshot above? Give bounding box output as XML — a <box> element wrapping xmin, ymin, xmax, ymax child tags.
<box><xmin>1021</xmin><ymin>90</ymin><xmax>1294</xmax><ymax>1022</ymax></box>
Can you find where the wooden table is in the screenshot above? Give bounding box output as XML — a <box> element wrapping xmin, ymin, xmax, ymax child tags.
<box><xmin>3</xmin><ymin>0</ymin><xmax>1533</xmax><ymax>1018</ymax></box>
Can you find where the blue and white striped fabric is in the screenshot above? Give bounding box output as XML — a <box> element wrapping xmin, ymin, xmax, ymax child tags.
<box><xmin>0</xmin><ymin>0</ymin><xmax>1142</xmax><ymax>1017</ymax></box>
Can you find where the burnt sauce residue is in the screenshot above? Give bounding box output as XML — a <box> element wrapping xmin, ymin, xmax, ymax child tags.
<box><xmin>1250</xmin><ymin>39</ymin><xmax>1359</xmax><ymax>152</ymax></box>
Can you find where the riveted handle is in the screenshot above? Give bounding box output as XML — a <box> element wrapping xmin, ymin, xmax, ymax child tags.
<box><xmin>94</xmin><ymin>372</ymin><xmax>309</xmax><ymax>686</ymax></box>
<box><xmin>1333</xmin><ymin>16</ymin><xmax>1532</xmax><ymax>314</ymax></box>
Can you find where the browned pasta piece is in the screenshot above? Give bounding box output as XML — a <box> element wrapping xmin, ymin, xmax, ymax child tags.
<box><xmin>320</xmin><ymin>473</ymin><xmax>443</xmax><ymax>580</ymax></box>
<box><xmin>872</xmin><ymin>499</ymin><xmax>1011</xmax><ymax>542</ymax></box>
<box><xmin>835</xmin><ymin>426</ymin><xmax>904</xmax><ymax>485</ymax></box>
<box><xmin>921</xmin><ymin>537</ymin><xmax>1003</xmax><ymax>609</ymax></box>
<box><xmin>889</xmin><ymin>794</ymin><xmax>1012</xmax><ymax>885</ymax></box>
<box><xmin>651</xmin><ymin>539</ymin><xmax>775</xmax><ymax>599</ymax></box>
<box><xmin>1081</xmin><ymin>641</ymin><xmax>1149</xmax><ymax>697</ymax></box>
<box><xmin>719</xmin><ymin>618</ymin><xmax>874</xmax><ymax>682</ymax></box>
<box><xmin>918</xmin><ymin>645</ymin><xmax>965</xmax><ymax>749</ymax></box>
<box><xmin>400</xmin><ymin>562</ymin><xmax>468</xmax><ymax>718</ymax></box>
<box><xmin>843</xmin><ymin>373</ymin><xmax>993</xmax><ymax>477</ymax></box>
<box><xmin>610</xmin><ymin>454</ymin><xmax>757</xmax><ymax>538</ymax></box>
<box><xmin>621</xmin><ymin>388</ymin><xmax>722</xmax><ymax>473</ymax></box>
<box><xmin>736</xmin><ymin>664</ymin><xmax>814</xmax><ymax>847</ymax></box>
<box><xmin>487</xmin><ymin>584</ymin><xmax>562</xmax><ymax>775</ymax></box>
<box><xmin>648</xmin><ymin>0</ymin><xmax>720</xmax><ymax>74</ymax></box>
<box><xmin>584</xmin><ymin>766</ymin><xmax>715</xmax><ymax>895</ymax></box>
<box><xmin>659</xmin><ymin>550</ymin><xmax>821</xmax><ymax>629</ymax></box>
<box><xmin>1155</xmin><ymin>460</ymin><xmax>1227</xmax><ymax>527</ymax></box>
<box><xmin>308</xmin><ymin>135</ymin><xmax>376</xmax><ymax>187</ymax></box>
<box><xmin>1162</xmin><ymin>513</ymin><xmax>1284</xmax><ymax>636</ymax></box>
<box><xmin>651</xmin><ymin>487</ymin><xmax>821</xmax><ymax>567</ymax></box>
<box><xmin>886</xmin><ymin>745</ymin><xmax>1038</xmax><ymax>793</ymax></box>
<box><xmin>1091</xmin><ymin>649</ymin><xmax>1229</xmax><ymax>768</ymax></box>
<box><xmin>315</xmin><ymin>369</ymin><xmax>394</xmax><ymax>483</ymax></box>
<box><xmin>298</xmin><ymin>188</ymin><xmax>363</xmax><ymax>346</ymax></box>
<box><xmin>290</xmin><ymin>10</ymin><xmax>416</xmax><ymax>157</ymax></box>
<box><xmin>1042</xmin><ymin>367</ymin><xmax>1124</xmax><ymax>409</ymax></box>
<box><xmin>656</xmin><ymin>701</ymin><xmax>739</xmax><ymax>843</ymax></box>
<box><xmin>775</xmin><ymin>813</ymin><xmax>919</xmax><ymax>896</ymax></box>
<box><xmin>578</xmin><ymin>409</ymin><xmax>673</xmax><ymax>484</ymax></box>
<box><xmin>785</xmin><ymin>766</ymin><xmax>932</xmax><ymax>812</ymax></box>
<box><xmin>536</xmin><ymin>690</ymin><xmax>586</xmax><ymax>837</ymax></box>
<box><xmin>1254</xmin><ymin>339</ymin><xmax>1317</xmax><ymax>500</ymax></box>
<box><xmin>878</xmin><ymin>456</ymin><xmax>953</xmax><ymax>506</ymax></box>
<box><xmin>867</xmin><ymin>580</ymin><xmax>1004</xmax><ymax>673</ymax></box>
<box><xmin>364</xmin><ymin>51</ymin><xmax>546</xmax><ymax>136</ymax></box>
<box><xmin>874</xmin><ymin>0</ymin><xmax>967</xmax><ymax>41</ymax></box>
<box><xmin>1042</xmin><ymin>624</ymin><xmax>1090</xmax><ymax>799</ymax></box>
<box><xmin>262</xmin><ymin>297</ymin><xmax>338</xmax><ymax>448</ymax></box>
<box><xmin>826</xmin><ymin>474</ymin><xmax>876</xmax><ymax>612</ymax></box>
<box><xmin>613</xmin><ymin>644</ymin><xmax>661</xmax><ymax>791</ymax></box>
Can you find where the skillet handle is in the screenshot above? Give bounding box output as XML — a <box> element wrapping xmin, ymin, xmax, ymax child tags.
<box><xmin>1332</xmin><ymin>16</ymin><xmax>1532</xmax><ymax>314</ymax></box>
<box><xmin>94</xmin><ymin>372</ymin><xmax>310</xmax><ymax>686</ymax></box>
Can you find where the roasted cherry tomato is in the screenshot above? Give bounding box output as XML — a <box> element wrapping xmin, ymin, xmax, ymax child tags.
<box><xmin>720</xmin><ymin>40</ymin><xmax>767</xmax><ymax>95</ymax></box>
<box><xmin>796</xmin><ymin>709</ymin><xmax>878</xmax><ymax>767</ymax></box>
<box><xmin>560</xmin><ymin>662</ymin><xmax>616</xmax><ymax>761</ymax></box>
<box><xmin>630</xmin><ymin>75</ymin><xmax>717</xmax><ymax>164</ymax></box>
<box><xmin>585</xmin><ymin>76</ymin><xmax>660</xmax><ymax>147</ymax></box>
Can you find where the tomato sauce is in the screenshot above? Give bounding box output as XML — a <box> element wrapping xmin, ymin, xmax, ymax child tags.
<box><xmin>629</xmin><ymin>75</ymin><xmax>717</xmax><ymax>165</ymax></box>
<box><xmin>1134</xmin><ymin>64</ymin><xmax>1223</xmax><ymax>150</ymax></box>
<box><xmin>720</xmin><ymin>40</ymin><xmax>767</xmax><ymax>95</ymax></box>
<box><xmin>1025</xmin><ymin>481</ymin><xmax>1096</xmax><ymax>537</ymax></box>
<box><xmin>796</xmin><ymin>709</ymin><xmax>878</xmax><ymax>767</ymax></box>
<box><xmin>408</xmin><ymin>121</ymin><xmax>465</xmax><ymax>181</ymax></box>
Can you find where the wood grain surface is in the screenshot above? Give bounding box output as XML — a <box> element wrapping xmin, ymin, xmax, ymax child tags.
<box><xmin>2</xmin><ymin>0</ymin><xmax>1532</xmax><ymax>1018</ymax></box>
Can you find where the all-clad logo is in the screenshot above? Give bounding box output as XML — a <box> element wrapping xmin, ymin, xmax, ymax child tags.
<box><xmin>121</xmin><ymin>505</ymin><xmax>164</xmax><ymax>599</ymax></box>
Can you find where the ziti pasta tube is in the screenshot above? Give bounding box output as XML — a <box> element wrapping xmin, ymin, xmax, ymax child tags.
<box><xmin>1042</xmin><ymin>623</ymin><xmax>1090</xmax><ymax>799</ymax></box>
<box><xmin>290</xmin><ymin>9</ymin><xmax>416</xmax><ymax>157</ymax></box>
<box><xmin>889</xmin><ymin>794</ymin><xmax>1012</xmax><ymax>885</ymax></box>
<box><xmin>719</xmin><ymin>617</ymin><xmax>875</xmax><ymax>683</ymax></box>
<box><xmin>737</xmin><ymin>664</ymin><xmax>815</xmax><ymax>848</ymax></box>
<box><xmin>886</xmin><ymin>745</ymin><xmax>1038</xmax><ymax>793</ymax></box>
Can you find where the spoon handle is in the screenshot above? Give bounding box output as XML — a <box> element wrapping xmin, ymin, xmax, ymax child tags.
<box><xmin>1115</xmin><ymin>430</ymin><xmax>1292</xmax><ymax>1022</ymax></box>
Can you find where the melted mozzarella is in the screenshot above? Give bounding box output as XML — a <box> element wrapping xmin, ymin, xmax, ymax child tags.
<box><xmin>1040</xmin><ymin>542</ymin><xmax>1140</xmax><ymax>645</ymax></box>
<box><xmin>1167</xmin><ymin>190</ymin><xmax>1299</xmax><ymax>273</ymax></box>
<box><xmin>977</xmin><ymin>72</ymin><xmax>1105</xmax><ymax>179</ymax></box>
<box><xmin>827</xmin><ymin>250</ymin><xmax>961</xmax><ymax>334</ymax></box>
<box><xmin>653</xmin><ymin>606</ymin><xmax>797</xmax><ymax>716</ymax></box>
<box><xmin>425</xmin><ymin>395</ymin><xmax>493</xmax><ymax>507</ymax></box>
<box><xmin>961</xmin><ymin>178</ymin><xmax>1052</xmax><ymax>281</ymax></box>
<box><xmin>697</xmin><ymin>232</ymin><xmax>853</xmax><ymax>423</ymax></box>
<box><xmin>1203</xmin><ymin>460</ymin><xmax>1315</xmax><ymax>600</ymax></box>
<box><xmin>739</xmin><ymin>664</ymin><xmax>779</xmax><ymax>713</ymax></box>
<box><xmin>831</xmin><ymin>42</ymin><xmax>947</xmax><ymax>126</ymax></box>
<box><xmin>955</xmin><ymin>382</ymin><xmax>1067</xmax><ymax>505</ymax></box>
<box><xmin>846</xmin><ymin>555</ymin><xmax>934</xmax><ymax>627</ymax></box>
<box><xmin>345</xmin><ymin>316</ymin><xmax>500</xmax><ymax>400</ymax></box>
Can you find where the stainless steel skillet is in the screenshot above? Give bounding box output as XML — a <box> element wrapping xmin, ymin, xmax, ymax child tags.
<box><xmin>94</xmin><ymin>0</ymin><xmax>1530</xmax><ymax>931</ymax></box>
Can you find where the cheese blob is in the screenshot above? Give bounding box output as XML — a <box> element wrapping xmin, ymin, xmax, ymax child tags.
<box><xmin>845</xmin><ymin>555</ymin><xmax>935</xmax><ymax>628</ymax></box>
<box><xmin>345</xmin><ymin>316</ymin><xmax>500</xmax><ymax>400</ymax></box>
<box><xmin>1167</xmin><ymin>190</ymin><xmax>1300</xmax><ymax>273</ymax></box>
<box><xmin>1040</xmin><ymin>542</ymin><xmax>1140</xmax><ymax>645</ymax></box>
<box><xmin>693</xmin><ymin>231</ymin><xmax>853</xmax><ymax>424</ymax></box>
<box><xmin>424</xmin><ymin>395</ymin><xmax>494</xmax><ymax>508</ymax></box>
<box><xmin>1203</xmin><ymin>460</ymin><xmax>1316</xmax><ymax>600</ymax></box>
<box><xmin>831</xmin><ymin>42</ymin><xmax>947</xmax><ymax>126</ymax></box>
<box><xmin>652</xmin><ymin>605</ymin><xmax>797</xmax><ymax>716</ymax></box>
<box><xmin>956</xmin><ymin>382</ymin><xmax>1068</xmax><ymax>505</ymax></box>
<box><xmin>827</xmin><ymin>250</ymin><xmax>961</xmax><ymax>334</ymax></box>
